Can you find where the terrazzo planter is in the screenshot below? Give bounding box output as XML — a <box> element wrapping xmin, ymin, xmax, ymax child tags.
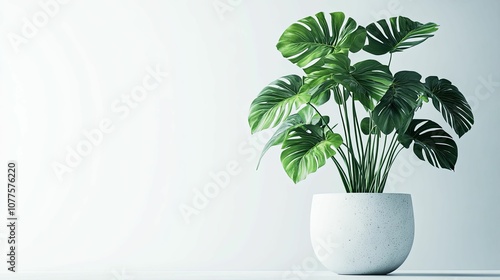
<box><xmin>310</xmin><ymin>193</ymin><xmax>414</xmax><ymax>275</ymax></box>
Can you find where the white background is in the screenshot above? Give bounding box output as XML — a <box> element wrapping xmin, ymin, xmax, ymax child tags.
<box><xmin>0</xmin><ymin>0</ymin><xmax>499</xmax><ymax>276</ymax></box>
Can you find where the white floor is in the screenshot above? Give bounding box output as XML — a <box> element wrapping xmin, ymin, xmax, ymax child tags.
<box><xmin>3</xmin><ymin>270</ymin><xmax>500</xmax><ymax>279</ymax></box>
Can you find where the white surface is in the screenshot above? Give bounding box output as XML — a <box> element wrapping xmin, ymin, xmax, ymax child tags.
<box><xmin>0</xmin><ymin>0</ymin><xmax>499</xmax><ymax>273</ymax></box>
<box><xmin>3</xmin><ymin>271</ymin><xmax>500</xmax><ymax>280</ymax></box>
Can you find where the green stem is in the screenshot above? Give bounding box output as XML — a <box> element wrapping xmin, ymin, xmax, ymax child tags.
<box><xmin>351</xmin><ymin>98</ymin><xmax>365</xmax><ymax>168</ymax></box>
<box><xmin>338</xmin><ymin>103</ymin><xmax>353</xmax><ymax>190</ymax></box>
<box><xmin>379</xmin><ymin>146</ymin><xmax>404</xmax><ymax>192</ymax></box>
<box><xmin>307</xmin><ymin>102</ymin><xmax>332</xmax><ymax>132</ymax></box>
<box><xmin>377</xmin><ymin>133</ymin><xmax>402</xmax><ymax>192</ymax></box>
<box><xmin>331</xmin><ymin>157</ymin><xmax>351</xmax><ymax>192</ymax></box>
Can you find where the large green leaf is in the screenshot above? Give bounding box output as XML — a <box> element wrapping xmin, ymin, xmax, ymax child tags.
<box><xmin>276</xmin><ymin>12</ymin><xmax>366</xmax><ymax>69</ymax></box>
<box><xmin>364</xmin><ymin>16</ymin><xmax>438</xmax><ymax>55</ymax></box>
<box><xmin>256</xmin><ymin>106</ymin><xmax>316</xmax><ymax>169</ymax></box>
<box><xmin>424</xmin><ymin>76</ymin><xmax>474</xmax><ymax>137</ymax></box>
<box><xmin>281</xmin><ymin>124</ymin><xmax>343</xmax><ymax>183</ymax></box>
<box><xmin>249</xmin><ymin>75</ymin><xmax>311</xmax><ymax>133</ymax></box>
<box><xmin>344</xmin><ymin>60</ymin><xmax>393</xmax><ymax>109</ymax></box>
<box><xmin>307</xmin><ymin>54</ymin><xmax>393</xmax><ymax>109</ymax></box>
<box><xmin>304</xmin><ymin>79</ymin><xmax>337</xmax><ymax>106</ymax></box>
<box><xmin>398</xmin><ymin>119</ymin><xmax>458</xmax><ymax>170</ymax></box>
<box><xmin>372</xmin><ymin>71</ymin><xmax>426</xmax><ymax>134</ymax></box>
<box><xmin>304</xmin><ymin>53</ymin><xmax>349</xmax><ymax>88</ymax></box>
<box><xmin>360</xmin><ymin>117</ymin><xmax>380</xmax><ymax>135</ymax></box>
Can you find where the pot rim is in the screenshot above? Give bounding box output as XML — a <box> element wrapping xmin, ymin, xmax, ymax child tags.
<box><xmin>313</xmin><ymin>192</ymin><xmax>411</xmax><ymax>197</ymax></box>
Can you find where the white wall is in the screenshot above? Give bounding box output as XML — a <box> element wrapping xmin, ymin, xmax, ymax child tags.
<box><xmin>1</xmin><ymin>0</ymin><xmax>499</xmax><ymax>274</ymax></box>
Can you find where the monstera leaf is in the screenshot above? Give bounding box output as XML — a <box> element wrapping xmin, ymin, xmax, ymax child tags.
<box><xmin>277</xmin><ymin>11</ymin><xmax>366</xmax><ymax>70</ymax></box>
<box><xmin>303</xmin><ymin>79</ymin><xmax>337</xmax><ymax>106</ymax></box>
<box><xmin>307</xmin><ymin>53</ymin><xmax>393</xmax><ymax>109</ymax></box>
<box><xmin>364</xmin><ymin>16</ymin><xmax>438</xmax><ymax>55</ymax></box>
<box><xmin>256</xmin><ymin>106</ymin><xmax>319</xmax><ymax>168</ymax></box>
<box><xmin>424</xmin><ymin>76</ymin><xmax>474</xmax><ymax>137</ymax></box>
<box><xmin>281</xmin><ymin>124</ymin><xmax>343</xmax><ymax>183</ymax></box>
<box><xmin>248</xmin><ymin>75</ymin><xmax>311</xmax><ymax>133</ymax></box>
<box><xmin>372</xmin><ymin>71</ymin><xmax>426</xmax><ymax>134</ymax></box>
<box><xmin>303</xmin><ymin>53</ymin><xmax>350</xmax><ymax>89</ymax></box>
<box><xmin>398</xmin><ymin>119</ymin><xmax>458</xmax><ymax>170</ymax></box>
<box><xmin>360</xmin><ymin>117</ymin><xmax>380</xmax><ymax>135</ymax></box>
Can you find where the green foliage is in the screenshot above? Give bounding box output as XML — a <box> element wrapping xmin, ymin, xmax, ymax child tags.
<box><xmin>248</xmin><ymin>75</ymin><xmax>310</xmax><ymax>134</ymax></box>
<box><xmin>372</xmin><ymin>71</ymin><xmax>426</xmax><ymax>134</ymax></box>
<box><xmin>307</xmin><ymin>54</ymin><xmax>393</xmax><ymax>109</ymax></box>
<box><xmin>257</xmin><ymin>106</ymin><xmax>318</xmax><ymax>168</ymax></box>
<box><xmin>281</xmin><ymin>125</ymin><xmax>343</xmax><ymax>183</ymax></box>
<box><xmin>248</xmin><ymin>12</ymin><xmax>474</xmax><ymax>192</ymax></box>
<box><xmin>277</xmin><ymin>12</ymin><xmax>366</xmax><ymax>70</ymax></box>
<box><xmin>364</xmin><ymin>16</ymin><xmax>439</xmax><ymax>55</ymax></box>
<box><xmin>424</xmin><ymin>77</ymin><xmax>474</xmax><ymax>137</ymax></box>
<box><xmin>398</xmin><ymin>119</ymin><xmax>458</xmax><ymax>170</ymax></box>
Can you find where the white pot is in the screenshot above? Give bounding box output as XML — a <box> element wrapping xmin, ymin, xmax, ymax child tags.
<box><xmin>310</xmin><ymin>193</ymin><xmax>414</xmax><ymax>275</ymax></box>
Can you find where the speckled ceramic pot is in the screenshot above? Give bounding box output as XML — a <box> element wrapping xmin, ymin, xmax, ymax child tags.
<box><xmin>310</xmin><ymin>193</ymin><xmax>414</xmax><ymax>275</ymax></box>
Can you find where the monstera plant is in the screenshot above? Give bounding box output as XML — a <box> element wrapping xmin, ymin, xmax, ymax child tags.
<box><xmin>248</xmin><ymin>12</ymin><xmax>474</xmax><ymax>193</ymax></box>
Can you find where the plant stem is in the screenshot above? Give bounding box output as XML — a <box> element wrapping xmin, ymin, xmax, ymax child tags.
<box><xmin>307</xmin><ymin>102</ymin><xmax>330</xmax><ymax>129</ymax></box>
<box><xmin>341</xmin><ymin>96</ymin><xmax>359</xmax><ymax>192</ymax></box>
<box><xmin>308</xmin><ymin>87</ymin><xmax>403</xmax><ymax>193</ymax></box>
<box><xmin>377</xmin><ymin>133</ymin><xmax>402</xmax><ymax>192</ymax></box>
<box><xmin>331</xmin><ymin>157</ymin><xmax>351</xmax><ymax>192</ymax></box>
<box><xmin>351</xmin><ymin>98</ymin><xmax>365</xmax><ymax>167</ymax></box>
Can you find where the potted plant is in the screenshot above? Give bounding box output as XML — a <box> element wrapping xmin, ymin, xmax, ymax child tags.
<box><xmin>248</xmin><ymin>12</ymin><xmax>474</xmax><ymax>275</ymax></box>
